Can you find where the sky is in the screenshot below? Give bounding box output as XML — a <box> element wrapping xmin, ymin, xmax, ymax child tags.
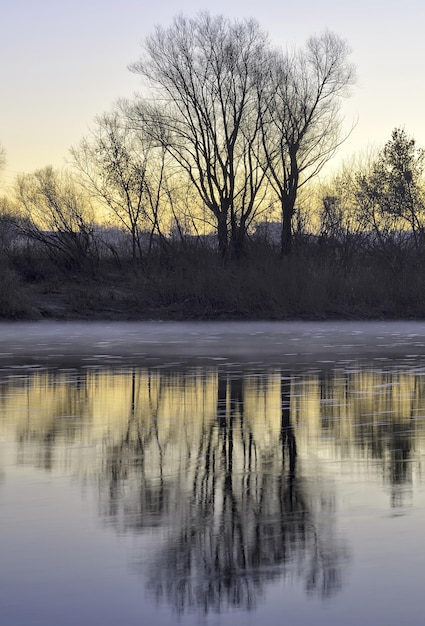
<box><xmin>1</xmin><ymin>0</ymin><xmax>425</xmax><ymax>188</ymax></box>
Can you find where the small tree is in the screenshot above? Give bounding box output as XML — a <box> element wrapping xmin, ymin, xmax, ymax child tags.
<box><xmin>318</xmin><ymin>158</ymin><xmax>367</xmax><ymax>241</ymax></box>
<box><xmin>72</xmin><ymin>111</ymin><xmax>170</xmax><ymax>263</ymax></box>
<box><xmin>15</xmin><ymin>166</ymin><xmax>96</xmax><ymax>271</ymax></box>
<box><xmin>356</xmin><ymin>128</ymin><xmax>425</xmax><ymax>252</ymax></box>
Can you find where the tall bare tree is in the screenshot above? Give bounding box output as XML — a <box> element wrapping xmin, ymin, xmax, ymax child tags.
<box><xmin>265</xmin><ymin>32</ymin><xmax>355</xmax><ymax>255</ymax></box>
<box><xmin>129</xmin><ymin>13</ymin><xmax>271</xmax><ymax>257</ymax></box>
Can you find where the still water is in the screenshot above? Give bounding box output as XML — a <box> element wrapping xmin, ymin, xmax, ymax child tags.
<box><xmin>1</xmin><ymin>321</ymin><xmax>425</xmax><ymax>625</ymax></box>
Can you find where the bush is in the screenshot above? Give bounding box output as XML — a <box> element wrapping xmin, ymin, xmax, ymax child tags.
<box><xmin>0</xmin><ymin>263</ymin><xmax>33</xmax><ymax>318</ymax></box>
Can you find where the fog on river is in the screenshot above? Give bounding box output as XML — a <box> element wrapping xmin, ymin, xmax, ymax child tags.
<box><xmin>1</xmin><ymin>319</ymin><xmax>425</xmax><ymax>364</ymax></box>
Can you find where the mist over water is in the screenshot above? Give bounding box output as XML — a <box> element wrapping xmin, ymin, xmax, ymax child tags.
<box><xmin>1</xmin><ymin>321</ymin><xmax>425</xmax><ymax>625</ymax></box>
<box><xmin>2</xmin><ymin>319</ymin><xmax>425</xmax><ymax>364</ymax></box>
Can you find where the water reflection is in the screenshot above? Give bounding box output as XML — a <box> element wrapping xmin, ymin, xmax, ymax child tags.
<box><xmin>313</xmin><ymin>367</ymin><xmax>424</xmax><ymax>507</ymax></box>
<box><xmin>3</xmin><ymin>363</ymin><xmax>425</xmax><ymax>614</ymax></box>
<box><xmin>143</xmin><ymin>374</ymin><xmax>344</xmax><ymax>614</ymax></box>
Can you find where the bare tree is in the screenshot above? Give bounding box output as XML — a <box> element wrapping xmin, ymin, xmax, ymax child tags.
<box><xmin>129</xmin><ymin>13</ymin><xmax>271</xmax><ymax>258</ymax></box>
<box><xmin>15</xmin><ymin>166</ymin><xmax>96</xmax><ymax>271</ymax></box>
<box><xmin>264</xmin><ymin>32</ymin><xmax>355</xmax><ymax>255</ymax></box>
<box><xmin>71</xmin><ymin>111</ymin><xmax>170</xmax><ymax>263</ymax></box>
<box><xmin>314</xmin><ymin>157</ymin><xmax>370</xmax><ymax>267</ymax></box>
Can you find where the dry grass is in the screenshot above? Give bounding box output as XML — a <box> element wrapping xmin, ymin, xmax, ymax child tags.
<box><xmin>3</xmin><ymin>239</ymin><xmax>425</xmax><ymax>320</ymax></box>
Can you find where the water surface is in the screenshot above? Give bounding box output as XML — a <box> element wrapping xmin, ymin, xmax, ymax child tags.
<box><xmin>1</xmin><ymin>321</ymin><xmax>425</xmax><ymax>625</ymax></box>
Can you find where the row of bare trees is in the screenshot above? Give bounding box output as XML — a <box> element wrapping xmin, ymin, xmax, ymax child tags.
<box><xmin>0</xmin><ymin>13</ymin><xmax>355</xmax><ymax>268</ymax></box>
<box><xmin>2</xmin><ymin>127</ymin><xmax>425</xmax><ymax>277</ymax></box>
<box><xmin>123</xmin><ymin>14</ymin><xmax>355</xmax><ymax>257</ymax></box>
<box><xmin>3</xmin><ymin>14</ymin><xmax>425</xmax><ymax>271</ymax></box>
<box><xmin>5</xmin><ymin>13</ymin><xmax>353</xmax><ymax>264</ymax></box>
<box><xmin>41</xmin><ymin>13</ymin><xmax>351</xmax><ymax>261</ymax></box>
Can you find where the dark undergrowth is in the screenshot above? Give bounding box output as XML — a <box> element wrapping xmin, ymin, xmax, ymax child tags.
<box><xmin>2</xmin><ymin>239</ymin><xmax>425</xmax><ymax>320</ymax></box>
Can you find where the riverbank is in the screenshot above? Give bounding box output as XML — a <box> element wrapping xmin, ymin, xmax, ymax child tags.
<box><xmin>3</xmin><ymin>246</ymin><xmax>425</xmax><ymax>322</ymax></box>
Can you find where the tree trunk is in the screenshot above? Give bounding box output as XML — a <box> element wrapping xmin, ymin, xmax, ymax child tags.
<box><xmin>281</xmin><ymin>200</ymin><xmax>294</xmax><ymax>256</ymax></box>
<box><xmin>230</xmin><ymin>221</ymin><xmax>248</xmax><ymax>260</ymax></box>
<box><xmin>280</xmin><ymin>156</ymin><xmax>298</xmax><ymax>257</ymax></box>
<box><xmin>217</xmin><ymin>212</ymin><xmax>229</xmax><ymax>258</ymax></box>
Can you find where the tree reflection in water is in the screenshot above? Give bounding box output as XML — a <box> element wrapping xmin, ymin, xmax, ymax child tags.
<box><xmin>97</xmin><ymin>370</ymin><xmax>349</xmax><ymax>614</ymax></box>
<box><xmin>10</xmin><ymin>363</ymin><xmax>425</xmax><ymax>613</ymax></box>
<box><xmin>316</xmin><ymin>367</ymin><xmax>419</xmax><ymax>507</ymax></box>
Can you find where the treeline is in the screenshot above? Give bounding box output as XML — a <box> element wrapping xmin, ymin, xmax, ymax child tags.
<box><xmin>2</xmin><ymin>13</ymin><xmax>355</xmax><ymax>260</ymax></box>
<box><xmin>1</xmin><ymin>14</ymin><xmax>425</xmax><ymax>319</ymax></box>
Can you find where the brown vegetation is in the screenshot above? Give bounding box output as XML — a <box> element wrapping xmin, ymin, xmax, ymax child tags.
<box><xmin>2</xmin><ymin>236</ymin><xmax>425</xmax><ymax>321</ymax></box>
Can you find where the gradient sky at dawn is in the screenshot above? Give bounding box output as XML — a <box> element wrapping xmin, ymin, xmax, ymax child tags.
<box><xmin>1</xmin><ymin>0</ymin><xmax>424</xmax><ymax>186</ymax></box>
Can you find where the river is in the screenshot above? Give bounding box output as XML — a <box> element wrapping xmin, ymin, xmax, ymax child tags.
<box><xmin>1</xmin><ymin>321</ymin><xmax>425</xmax><ymax>625</ymax></box>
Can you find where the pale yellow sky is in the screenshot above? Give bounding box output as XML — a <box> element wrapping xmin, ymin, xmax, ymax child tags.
<box><xmin>1</xmin><ymin>0</ymin><xmax>425</xmax><ymax>187</ymax></box>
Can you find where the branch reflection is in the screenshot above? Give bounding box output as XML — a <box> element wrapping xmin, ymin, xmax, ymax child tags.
<box><xmin>97</xmin><ymin>370</ymin><xmax>348</xmax><ymax>613</ymax></box>
<box><xmin>6</xmin><ymin>362</ymin><xmax>425</xmax><ymax>613</ymax></box>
